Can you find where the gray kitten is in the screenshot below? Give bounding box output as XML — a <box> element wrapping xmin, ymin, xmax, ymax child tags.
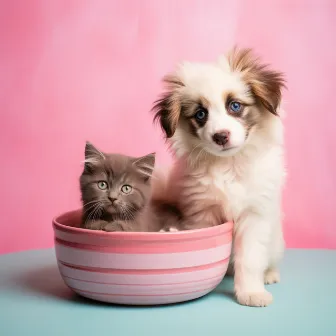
<box><xmin>80</xmin><ymin>142</ymin><xmax>181</xmax><ymax>232</ymax></box>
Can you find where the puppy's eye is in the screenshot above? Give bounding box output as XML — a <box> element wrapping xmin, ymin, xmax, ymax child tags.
<box><xmin>229</xmin><ymin>101</ymin><xmax>242</xmax><ymax>113</ymax></box>
<box><xmin>97</xmin><ymin>181</ymin><xmax>108</xmax><ymax>190</ymax></box>
<box><xmin>121</xmin><ymin>185</ymin><xmax>132</xmax><ymax>194</ymax></box>
<box><xmin>194</xmin><ymin>107</ymin><xmax>208</xmax><ymax>121</ymax></box>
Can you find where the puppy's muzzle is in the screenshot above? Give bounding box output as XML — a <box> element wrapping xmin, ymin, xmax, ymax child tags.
<box><xmin>212</xmin><ymin>130</ymin><xmax>230</xmax><ymax>147</ymax></box>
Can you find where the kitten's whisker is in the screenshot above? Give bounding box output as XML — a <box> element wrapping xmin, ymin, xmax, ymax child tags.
<box><xmin>86</xmin><ymin>202</ymin><xmax>101</xmax><ymax>222</ymax></box>
<box><xmin>90</xmin><ymin>203</ymin><xmax>102</xmax><ymax>223</ymax></box>
<box><xmin>119</xmin><ymin>204</ymin><xmax>127</xmax><ymax>220</ymax></box>
<box><xmin>120</xmin><ymin>204</ymin><xmax>134</xmax><ymax>220</ymax></box>
<box><xmin>125</xmin><ymin>205</ymin><xmax>136</xmax><ymax>220</ymax></box>
<box><xmin>84</xmin><ymin>202</ymin><xmax>100</xmax><ymax>214</ymax></box>
<box><xmin>84</xmin><ymin>200</ymin><xmax>101</xmax><ymax>206</ymax></box>
<box><xmin>84</xmin><ymin>203</ymin><xmax>99</xmax><ymax>211</ymax></box>
<box><xmin>83</xmin><ymin>200</ymin><xmax>104</xmax><ymax>212</ymax></box>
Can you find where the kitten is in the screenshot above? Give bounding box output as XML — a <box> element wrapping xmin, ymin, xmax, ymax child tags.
<box><xmin>80</xmin><ymin>142</ymin><xmax>181</xmax><ymax>232</ymax></box>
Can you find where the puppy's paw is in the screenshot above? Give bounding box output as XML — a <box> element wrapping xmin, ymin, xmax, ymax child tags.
<box><xmin>168</xmin><ymin>227</ymin><xmax>179</xmax><ymax>232</ymax></box>
<box><xmin>264</xmin><ymin>268</ymin><xmax>280</xmax><ymax>285</ymax></box>
<box><xmin>236</xmin><ymin>290</ymin><xmax>273</xmax><ymax>307</ymax></box>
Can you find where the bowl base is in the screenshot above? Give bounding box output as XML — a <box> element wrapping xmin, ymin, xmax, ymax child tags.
<box><xmin>73</xmin><ymin>287</ymin><xmax>217</xmax><ymax>306</ymax></box>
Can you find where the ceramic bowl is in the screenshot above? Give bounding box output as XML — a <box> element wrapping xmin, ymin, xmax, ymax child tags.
<box><xmin>53</xmin><ymin>210</ymin><xmax>232</xmax><ymax>305</ymax></box>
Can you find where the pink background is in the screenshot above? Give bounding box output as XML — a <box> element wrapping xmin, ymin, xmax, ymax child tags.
<box><xmin>1</xmin><ymin>0</ymin><xmax>335</xmax><ymax>254</ymax></box>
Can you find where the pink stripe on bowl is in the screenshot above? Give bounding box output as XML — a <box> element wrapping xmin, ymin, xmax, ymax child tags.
<box><xmin>54</xmin><ymin>231</ymin><xmax>231</xmax><ymax>253</ymax></box>
<box><xmin>53</xmin><ymin>209</ymin><xmax>233</xmax><ymax>305</ymax></box>
<box><xmin>58</xmin><ymin>259</ymin><xmax>228</xmax><ymax>283</ymax></box>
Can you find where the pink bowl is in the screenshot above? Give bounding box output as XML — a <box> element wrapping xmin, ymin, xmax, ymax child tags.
<box><xmin>53</xmin><ymin>210</ymin><xmax>233</xmax><ymax>305</ymax></box>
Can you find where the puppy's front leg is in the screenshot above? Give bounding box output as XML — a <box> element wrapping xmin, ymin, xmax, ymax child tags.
<box><xmin>234</xmin><ymin>213</ymin><xmax>273</xmax><ymax>307</ymax></box>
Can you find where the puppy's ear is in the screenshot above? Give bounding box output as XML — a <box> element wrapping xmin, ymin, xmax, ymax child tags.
<box><xmin>227</xmin><ymin>47</ymin><xmax>286</xmax><ymax>115</ymax></box>
<box><xmin>152</xmin><ymin>75</ymin><xmax>184</xmax><ymax>138</ymax></box>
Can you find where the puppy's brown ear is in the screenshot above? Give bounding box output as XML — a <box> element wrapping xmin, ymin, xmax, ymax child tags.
<box><xmin>227</xmin><ymin>47</ymin><xmax>286</xmax><ymax>115</ymax></box>
<box><xmin>152</xmin><ymin>75</ymin><xmax>184</xmax><ymax>138</ymax></box>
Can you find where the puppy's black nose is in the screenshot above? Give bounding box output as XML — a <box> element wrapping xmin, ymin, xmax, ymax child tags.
<box><xmin>212</xmin><ymin>131</ymin><xmax>230</xmax><ymax>146</ymax></box>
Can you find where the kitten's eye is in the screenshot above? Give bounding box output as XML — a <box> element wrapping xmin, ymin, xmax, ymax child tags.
<box><xmin>229</xmin><ymin>101</ymin><xmax>242</xmax><ymax>113</ymax></box>
<box><xmin>97</xmin><ymin>181</ymin><xmax>108</xmax><ymax>190</ymax></box>
<box><xmin>194</xmin><ymin>107</ymin><xmax>208</xmax><ymax>121</ymax></box>
<box><xmin>121</xmin><ymin>185</ymin><xmax>132</xmax><ymax>194</ymax></box>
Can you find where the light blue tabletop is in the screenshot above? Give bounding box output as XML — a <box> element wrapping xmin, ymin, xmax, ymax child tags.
<box><xmin>0</xmin><ymin>249</ymin><xmax>335</xmax><ymax>336</ymax></box>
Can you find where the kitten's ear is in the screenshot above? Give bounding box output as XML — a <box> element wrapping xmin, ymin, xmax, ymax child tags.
<box><xmin>85</xmin><ymin>142</ymin><xmax>104</xmax><ymax>159</ymax></box>
<box><xmin>133</xmin><ymin>153</ymin><xmax>156</xmax><ymax>181</ymax></box>
<box><xmin>83</xmin><ymin>141</ymin><xmax>105</xmax><ymax>173</ymax></box>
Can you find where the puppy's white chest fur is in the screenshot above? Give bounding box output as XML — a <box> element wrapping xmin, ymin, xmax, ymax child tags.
<box><xmin>199</xmin><ymin>143</ymin><xmax>284</xmax><ymax>222</ymax></box>
<box><xmin>209</xmin><ymin>164</ymin><xmax>247</xmax><ymax>218</ymax></box>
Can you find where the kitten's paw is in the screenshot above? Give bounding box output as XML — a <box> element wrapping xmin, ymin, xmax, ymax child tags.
<box><xmin>84</xmin><ymin>221</ymin><xmax>105</xmax><ymax>230</ymax></box>
<box><xmin>103</xmin><ymin>222</ymin><xmax>123</xmax><ymax>232</ymax></box>
<box><xmin>235</xmin><ymin>290</ymin><xmax>273</xmax><ymax>307</ymax></box>
<box><xmin>264</xmin><ymin>268</ymin><xmax>280</xmax><ymax>285</ymax></box>
<box><xmin>159</xmin><ymin>227</ymin><xmax>179</xmax><ymax>232</ymax></box>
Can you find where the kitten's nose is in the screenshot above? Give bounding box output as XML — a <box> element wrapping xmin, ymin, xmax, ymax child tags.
<box><xmin>212</xmin><ymin>130</ymin><xmax>230</xmax><ymax>147</ymax></box>
<box><xmin>108</xmin><ymin>197</ymin><xmax>117</xmax><ymax>204</ymax></box>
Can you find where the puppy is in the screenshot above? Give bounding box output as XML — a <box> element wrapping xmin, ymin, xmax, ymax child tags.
<box><xmin>152</xmin><ymin>47</ymin><xmax>286</xmax><ymax>307</ymax></box>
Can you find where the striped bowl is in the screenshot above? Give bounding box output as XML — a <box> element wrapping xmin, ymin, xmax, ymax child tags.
<box><xmin>53</xmin><ymin>210</ymin><xmax>233</xmax><ymax>305</ymax></box>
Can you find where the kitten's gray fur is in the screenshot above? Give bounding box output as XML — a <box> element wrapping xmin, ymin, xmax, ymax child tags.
<box><xmin>80</xmin><ymin>142</ymin><xmax>181</xmax><ymax>232</ymax></box>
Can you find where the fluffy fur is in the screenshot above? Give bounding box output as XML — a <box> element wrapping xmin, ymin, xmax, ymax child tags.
<box><xmin>80</xmin><ymin>142</ymin><xmax>181</xmax><ymax>232</ymax></box>
<box><xmin>152</xmin><ymin>47</ymin><xmax>286</xmax><ymax>307</ymax></box>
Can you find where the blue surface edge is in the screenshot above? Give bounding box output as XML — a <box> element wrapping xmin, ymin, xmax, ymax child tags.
<box><xmin>0</xmin><ymin>248</ymin><xmax>335</xmax><ymax>336</ymax></box>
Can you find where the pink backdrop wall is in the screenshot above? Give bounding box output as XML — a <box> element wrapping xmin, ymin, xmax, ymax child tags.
<box><xmin>1</xmin><ymin>0</ymin><xmax>335</xmax><ymax>254</ymax></box>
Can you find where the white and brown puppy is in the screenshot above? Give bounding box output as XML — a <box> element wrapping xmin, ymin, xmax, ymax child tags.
<box><xmin>152</xmin><ymin>48</ymin><xmax>286</xmax><ymax>307</ymax></box>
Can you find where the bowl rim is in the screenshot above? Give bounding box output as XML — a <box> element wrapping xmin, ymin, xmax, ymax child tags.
<box><xmin>53</xmin><ymin>209</ymin><xmax>233</xmax><ymax>241</ymax></box>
